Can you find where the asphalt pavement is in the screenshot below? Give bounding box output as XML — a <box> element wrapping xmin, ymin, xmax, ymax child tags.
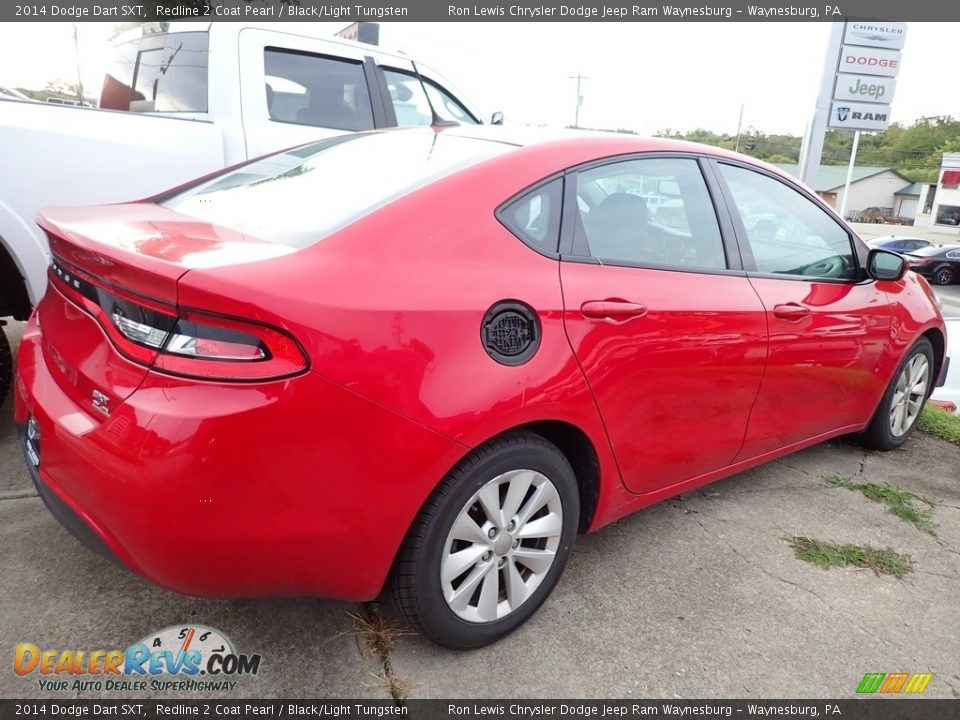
<box><xmin>1</xmin><ymin>316</ymin><xmax>959</xmax><ymax>700</ymax></box>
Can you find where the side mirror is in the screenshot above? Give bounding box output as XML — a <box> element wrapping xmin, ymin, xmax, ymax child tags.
<box><xmin>490</xmin><ymin>111</ymin><xmax>504</xmax><ymax>126</ymax></box>
<box><xmin>867</xmin><ymin>248</ymin><xmax>907</xmax><ymax>281</ymax></box>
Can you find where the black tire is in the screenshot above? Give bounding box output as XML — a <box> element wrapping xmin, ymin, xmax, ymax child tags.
<box><xmin>0</xmin><ymin>325</ymin><xmax>11</xmax><ymax>410</ymax></box>
<box><xmin>860</xmin><ymin>338</ymin><xmax>934</xmax><ymax>451</ymax></box>
<box><xmin>390</xmin><ymin>431</ymin><xmax>579</xmax><ymax>649</ymax></box>
<box><xmin>933</xmin><ymin>266</ymin><xmax>954</xmax><ymax>286</ymax></box>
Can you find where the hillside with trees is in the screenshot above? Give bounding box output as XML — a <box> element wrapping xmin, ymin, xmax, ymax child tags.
<box><xmin>656</xmin><ymin>116</ymin><xmax>960</xmax><ymax>182</ymax></box>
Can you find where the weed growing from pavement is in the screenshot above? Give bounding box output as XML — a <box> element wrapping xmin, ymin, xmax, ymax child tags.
<box><xmin>335</xmin><ymin>602</ymin><xmax>413</xmax><ymax>702</ymax></box>
<box><xmin>788</xmin><ymin>536</ymin><xmax>914</xmax><ymax>578</ymax></box>
<box><xmin>918</xmin><ymin>404</ymin><xmax>960</xmax><ymax>447</ymax></box>
<box><xmin>826</xmin><ymin>474</ymin><xmax>940</xmax><ymax>536</ymax></box>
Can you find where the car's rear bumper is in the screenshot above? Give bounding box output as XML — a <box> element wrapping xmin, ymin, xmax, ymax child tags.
<box><xmin>14</xmin><ymin>314</ymin><xmax>466</xmax><ymax>600</ymax></box>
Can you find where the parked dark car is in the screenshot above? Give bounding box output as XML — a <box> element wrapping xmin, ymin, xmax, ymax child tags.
<box><xmin>905</xmin><ymin>244</ymin><xmax>960</xmax><ymax>285</ymax></box>
<box><xmin>867</xmin><ymin>236</ymin><xmax>932</xmax><ymax>255</ymax></box>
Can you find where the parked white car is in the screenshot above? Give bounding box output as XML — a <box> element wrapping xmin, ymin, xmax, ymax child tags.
<box><xmin>0</xmin><ymin>22</ymin><xmax>493</xmax><ymax>406</ymax></box>
<box><xmin>931</xmin><ymin>317</ymin><xmax>959</xmax><ymax>414</ymax></box>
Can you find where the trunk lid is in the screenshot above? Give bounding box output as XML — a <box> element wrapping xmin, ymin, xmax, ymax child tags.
<box><xmin>36</xmin><ymin>204</ymin><xmax>296</xmax><ymax>416</ymax></box>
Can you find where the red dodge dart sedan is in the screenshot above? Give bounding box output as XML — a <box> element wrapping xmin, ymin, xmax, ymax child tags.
<box><xmin>15</xmin><ymin>128</ymin><xmax>948</xmax><ymax>648</ymax></box>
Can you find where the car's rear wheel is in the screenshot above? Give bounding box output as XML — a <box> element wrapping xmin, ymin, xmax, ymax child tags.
<box><xmin>0</xmin><ymin>325</ymin><xmax>11</xmax><ymax>410</ymax></box>
<box><xmin>390</xmin><ymin>432</ymin><xmax>579</xmax><ymax>649</ymax></box>
<box><xmin>860</xmin><ymin>338</ymin><xmax>934</xmax><ymax>450</ymax></box>
<box><xmin>933</xmin><ymin>266</ymin><xmax>954</xmax><ymax>286</ymax></box>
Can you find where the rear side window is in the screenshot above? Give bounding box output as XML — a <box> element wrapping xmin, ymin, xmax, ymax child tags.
<box><xmin>162</xmin><ymin>131</ymin><xmax>510</xmax><ymax>249</ymax></box>
<box><xmin>573</xmin><ymin>157</ymin><xmax>726</xmax><ymax>269</ymax></box>
<box><xmin>264</xmin><ymin>49</ymin><xmax>374</xmax><ymax>131</ymax></box>
<box><xmin>497</xmin><ymin>179</ymin><xmax>563</xmax><ymax>254</ymax></box>
<box><xmin>100</xmin><ymin>32</ymin><xmax>208</xmax><ymax>112</ymax></box>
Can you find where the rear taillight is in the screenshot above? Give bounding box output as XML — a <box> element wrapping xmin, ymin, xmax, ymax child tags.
<box><xmin>153</xmin><ymin>310</ymin><xmax>307</xmax><ymax>381</ymax></box>
<box><xmin>909</xmin><ymin>258</ymin><xmax>932</xmax><ymax>266</ymax></box>
<box><xmin>50</xmin><ymin>258</ymin><xmax>307</xmax><ymax>381</ymax></box>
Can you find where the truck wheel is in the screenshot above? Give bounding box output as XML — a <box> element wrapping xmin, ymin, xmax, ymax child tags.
<box><xmin>0</xmin><ymin>325</ymin><xmax>11</xmax><ymax>410</ymax></box>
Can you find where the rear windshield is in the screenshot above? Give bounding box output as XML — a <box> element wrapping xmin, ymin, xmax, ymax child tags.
<box><xmin>100</xmin><ymin>31</ymin><xmax>209</xmax><ymax>112</ymax></box>
<box><xmin>162</xmin><ymin>131</ymin><xmax>511</xmax><ymax>248</ymax></box>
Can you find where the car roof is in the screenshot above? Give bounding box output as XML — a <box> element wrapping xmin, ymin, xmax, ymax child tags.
<box><xmin>432</xmin><ymin>125</ymin><xmax>786</xmax><ymax>170</ymax></box>
<box><xmin>867</xmin><ymin>235</ymin><xmax>930</xmax><ymax>245</ymax></box>
<box><xmin>909</xmin><ymin>244</ymin><xmax>960</xmax><ymax>256</ymax></box>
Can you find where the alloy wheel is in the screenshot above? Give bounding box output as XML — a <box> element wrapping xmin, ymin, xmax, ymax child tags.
<box><xmin>440</xmin><ymin>469</ymin><xmax>563</xmax><ymax>623</ymax></box>
<box><xmin>889</xmin><ymin>354</ymin><xmax>929</xmax><ymax>437</ymax></box>
<box><xmin>935</xmin><ymin>268</ymin><xmax>953</xmax><ymax>285</ymax></box>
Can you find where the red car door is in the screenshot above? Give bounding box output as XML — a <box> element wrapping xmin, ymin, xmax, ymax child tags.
<box><xmin>560</xmin><ymin>156</ymin><xmax>768</xmax><ymax>495</ymax></box>
<box><xmin>712</xmin><ymin>161</ymin><xmax>894</xmax><ymax>459</ymax></box>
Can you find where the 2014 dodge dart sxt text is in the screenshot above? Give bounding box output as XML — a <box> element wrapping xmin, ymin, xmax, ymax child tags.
<box><xmin>14</xmin><ymin>128</ymin><xmax>948</xmax><ymax>648</ymax></box>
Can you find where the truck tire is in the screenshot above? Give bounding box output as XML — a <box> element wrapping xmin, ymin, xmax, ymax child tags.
<box><xmin>0</xmin><ymin>325</ymin><xmax>11</xmax><ymax>410</ymax></box>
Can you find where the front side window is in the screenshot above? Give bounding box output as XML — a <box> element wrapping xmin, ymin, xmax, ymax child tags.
<box><xmin>572</xmin><ymin>157</ymin><xmax>726</xmax><ymax>269</ymax></box>
<box><xmin>264</xmin><ymin>49</ymin><xmax>374</xmax><ymax>131</ymax></box>
<box><xmin>719</xmin><ymin>164</ymin><xmax>857</xmax><ymax>280</ymax></box>
<box><xmin>100</xmin><ymin>32</ymin><xmax>208</xmax><ymax>112</ymax></box>
<box><xmin>382</xmin><ymin>69</ymin><xmax>479</xmax><ymax>126</ymax></box>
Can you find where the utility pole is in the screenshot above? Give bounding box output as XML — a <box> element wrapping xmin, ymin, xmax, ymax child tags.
<box><xmin>568</xmin><ymin>74</ymin><xmax>589</xmax><ymax>128</ymax></box>
<box><xmin>73</xmin><ymin>23</ymin><xmax>85</xmax><ymax>105</ymax></box>
<box><xmin>734</xmin><ymin>103</ymin><xmax>744</xmax><ymax>153</ymax></box>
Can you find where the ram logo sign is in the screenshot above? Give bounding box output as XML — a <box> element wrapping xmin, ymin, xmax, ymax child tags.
<box><xmin>829</xmin><ymin>102</ymin><xmax>892</xmax><ymax>132</ymax></box>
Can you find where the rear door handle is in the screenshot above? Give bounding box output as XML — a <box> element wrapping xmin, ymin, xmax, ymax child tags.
<box><xmin>773</xmin><ymin>303</ymin><xmax>812</xmax><ymax>321</ymax></box>
<box><xmin>581</xmin><ymin>300</ymin><xmax>648</xmax><ymax>322</ymax></box>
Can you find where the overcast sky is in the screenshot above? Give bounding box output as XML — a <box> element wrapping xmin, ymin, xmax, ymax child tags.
<box><xmin>0</xmin><ymin>21</ymin><xmax>955</xmax><ymax>136</ymax></box>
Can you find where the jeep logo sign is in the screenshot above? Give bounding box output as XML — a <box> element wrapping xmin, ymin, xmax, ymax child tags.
<box><xmin>833</xmin><ymin>73</ymin><xmax>897</xmax><ymax>104</ymax></box>
<box><xmin>829</xmin><ymin>101</ymin><xmax>892</xmax><ymax>131</ymax></box>
<box><xmin>838</xmin><ymin>46</ymin><xmax>902</xmax><ymax>78</ymax></box>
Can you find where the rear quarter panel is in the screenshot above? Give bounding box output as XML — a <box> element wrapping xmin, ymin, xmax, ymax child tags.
<box><xmin>175</xmin><ymin>146</ymin><xmax>628</xmax><ymax>527</ymax></box>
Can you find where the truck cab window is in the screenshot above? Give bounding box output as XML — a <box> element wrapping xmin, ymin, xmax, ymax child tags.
<box><xmin>264</xmin><ymin>48</ymin><xmax>374</xmax><ymax>132</ymax></box>
<box><xmin>100</xmin><ymin>32</ymin><xmax>209</xmax><ymax>113</ymax></box>
<box><xmin>381</xmin><ymin>69</ymin><xmax>479</xmax><ymax>126</ymax></box>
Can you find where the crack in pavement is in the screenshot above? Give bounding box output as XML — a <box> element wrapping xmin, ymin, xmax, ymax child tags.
<box><xmin>691</xmin><ymin>512</ymin><xmax>924</xmax><ymax>667</ymax></box>
<box><xmin>0</xmin><ymin>489</ymin><xmax>38</xmax><ymax>501</ymax></box>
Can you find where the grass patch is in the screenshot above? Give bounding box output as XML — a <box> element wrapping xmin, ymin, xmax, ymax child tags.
<box><xmin>826</xmin><ymin>474</ymin><xmax>939</xmax><ymax>536</ymax></box>
<box><xmin>335</xmin><ymin>602</ymin><xmax>413</xmax><ymax>703</ymax></box>
<box><xmin>788</xmin><ymin>536</ymin><xmax>914</xmax><ymax>578</ymax></box>
<box><xmin>918</xmin><ymin>404</ymin><xmax>960</xmax><ymax>447</ymax></box>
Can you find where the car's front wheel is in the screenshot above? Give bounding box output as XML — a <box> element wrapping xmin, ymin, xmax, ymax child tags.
<box><xmin>391</xmin><ymin>432</ymin><xmax>579</xmax><ymax>648</ymax></box>
<box><xmin>933</xmin><ymin>266</ymin><xmax>954</xmax><ymax>286</ymax></box>
<box><xmin>860</xmin><ymin>337</ymin><xmax>934</xmax><ymax>450</ymax></box>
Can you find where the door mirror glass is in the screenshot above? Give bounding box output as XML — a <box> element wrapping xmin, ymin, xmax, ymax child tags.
<box><xmin>868</xmin><ymin>249</ymin><xmax>907</xmax><ymax>281</ymax></box>
<box><xmin>491</xmin><ymin>111</ymin><xmax>504</xmax><ymax>125</ymax></box>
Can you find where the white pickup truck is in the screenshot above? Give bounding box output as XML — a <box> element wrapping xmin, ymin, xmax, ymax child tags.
<box><xmin>0</xmin><ymin>21</ymin><xmax>494</xmax><ymax>404</ymax></box>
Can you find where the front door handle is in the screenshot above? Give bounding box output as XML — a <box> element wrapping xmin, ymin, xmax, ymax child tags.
<box><xmin>773</xmin><ymin>303</ymin><xmax>812</xmax><ymax>321</ymax></box>
<box><xmin>581</xmin><ymin>300</ymin><xmax>648</xmax><ymax>322</ymax></box>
